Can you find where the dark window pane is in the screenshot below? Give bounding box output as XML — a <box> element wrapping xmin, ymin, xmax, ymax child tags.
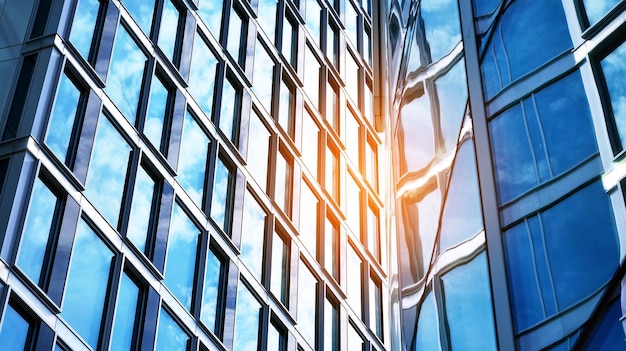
<box><xmin>600</xmin><ymin>40</ymin><xmax>626</xmax><ymax>150</ymax></box>
<box><xmin>159</xmin><ymin>0</ymin><xmax>180</xmax><ymax>62</ymax></box>
<box><xmin>201</xmin><ymin>248</ymin><xmax>222</xmax><ymax>332</ymax></box>
<box><xmin>110</xmin><ymin>273</ymin><xmax>140</xmax><ymax>350</ymax></box>
<box><xmin>347</xmin><ymin>245</ymin><xmax>362</xmax><ymax>318</ymax></box>
<box><xmin>234</xmin><ymin>283</ymin><xmax>261</xmax><ymax>351</ymax></box>
<box><xmin>144</xmin><ymin>76</ymin><xmax>169</xmax><ymax>152</ymax></box>
<box><xmin>0</xmin><ymin>304</ymin><xmax>30</xmax><ymax>351</ymax></box>
<box><xmin>298</xmin><ymin>261</ymin><xmax>317</xmax><ymax>346</ymax></box>
<box><xmin>284</xmin><ymin>16</ymin><xmax>297</xmax><ymax>67</ymax></box>
<box><xmin>210</xmin><ymin>156</ymin><xmax>233</xmax><ymax>233</ymax></box>
<box><xmin>69</xmin><ymin>0</ymin><xmax>100</xmax><ymax>59</ymax></box>
<box><xmin>17</xmin><ymin>178</ymin><xmax>57</xmax><ymax>284</ymax></box>
<box><xmin>219</xmin><ymin>79</ymin><xmax>240</xmax><ymax>144</ymax></box>
<box><xmin>278</xmin><ymin>80</ymin><xmax>295</xmax><ymax>137</ymax></box>
<box><xmin>126</xmin><ymin>165</ymin><xmax>156</xmax><ymax>253</ymax></box>
<box><xmin>62</xmin><ymin>220</ymin><xmax>114</xmax><ymax>349</ymax></box>
<box><xmin>241</xmin><ymin>190</ymin><xmax>266</xmax><ymax>281</ymax></box>
<box><xmin>84</xmin><ymin>115</ymin><xmax>131</xmax><ymax>228</ymax></box>
<box><xmin>164</xmin><ymin>203</ymin><xmax>200</xmax><ymax>310</ymax></box>
<box><xmin>369</xmin><ymin>278</ymin><xmax>382</xmax><ymax>338</ymax></box>
<box><xmin>473</xmin><ymin>0</ymin><xmax>500</xmax><ymax>16</ymax></box>
<box><xmin>121</xmin><ymin>0</ymin><xmax>155</xmax><ymax>35</ymax></box>
<box><xmin>275</xmin><ymin>149</ymin><xmax>292</xmax><ymax>216</ymax></box>
<box><xmin>155</xmin><ymin>307</ymin><xmax>189</xmax><ymax>351</ymax></box>
<box><xmin>441</xmin><ymin>252</ymin><xmax>497</xmax><ymax>350</ymax></box>
<box><xmin>177</xmin><ymin>112</ymin><xmax>209</xmax><ymax>206</ymax></box>
<box><xmin>46</xmin><ymin>73</ymin><xmax>80</xmax><ymax>163</ymax></box>
<box><xmin>189</xmin><ymin>34</ymin><xmax>218</xmax><ymax>117</ymax></box>
<box><xmin>324</xmin><ymin>299</ymin><xmax>339</xmax><ymax>351</ymax></box>
<box><xmin>578</xmin><ymin>299</ymin><xmax>626</xmax><ymax>350</ymax></box>
<box><xmin>420</xmin><ymin>0</ymin><xmax>461</xmax><ymax>62</ymax></box>
<box><xmin>106</xmin><ymin>25</ymin><xmax>147</xmax><ymax>125</ymax></box>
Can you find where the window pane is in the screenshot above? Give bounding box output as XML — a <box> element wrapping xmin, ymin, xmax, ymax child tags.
<box><xmin>304</xmin><ymin>46</ymin><xmax>320</xmax><ymax>110</ymax></box>
<box><xmin>325</xmin><ymin>217</ymin><xmax>339</xmax><ymax>281</ymax></box>
<box><xmin>177</xmin><ymin>112</ymin><xmax>209</xmax><ymax>206</ymax></box>
<box><xmin>234</xmin><ymin>283</ymin><xmax>261</xmax><ymax>351</ymax></box>
<box><xmin>258</xmin><ymin>0</ymin><xmax>277</xmax><ymax>40</ymax></box>
<box><xmin>345</xmin><ymin>110</ymin><xmax>360</xmax><ymax>166</ymax></box>
<box><xmin>189</xmin><ymin>34</ymin><xmax>218</xmax><ymax>117</ymax></box>
<box><xmin>121</xmin><ymin>0</ymin><xmax>155</xmax><ymax>35</ymax></box>
<box><xmin>247</xmin><ymin>111</ymin><xmax>270</xmax><ymax>190</ymax></box>
<box><xmin>283</xmin><ymin>17</ymin><xmax>297</xmax><ymax>67</ymax></box>
<box><xmin>326</xmin><ymin>81</ymin><xmax>339</xmax><ymax>132</ymax></box>
<box><xmin>434</xmin><ymin>59</ymin><xmax>467</xmax><ymax>152</ymax></box>
<box><xmin>367</xmin><ymin>204</ymin><xmax>379</xmax><ymax>260</ymax></box>
<box><xmin>227</xmin><ymin>7</ymin><xmax>244</xmax><ymax>64</ymax></box>
<box><xmin>278</xmin><ymin>80</ymin><xmax>295</xmax><ymax>137</ymax></box>
<box><xmin>345</xmin><ymin>52</ymin><xmax>359</xmax><ymax>104</ymax></box>
<box><xmin>127</xmin><ymin>165</ymin><xmax>156</xmax><ymax>253</ymax></box>
<box><xmin>271</xmin><ymin>232</ymin><xmax>289</xmax><ymax>305</ymax></box>
<box><xmin>347</xmin><ymin>245</ymin><xmax>362</xmax><ymax>318</ymax></box>
<box><xmin>326</xmin><ymin>146</ymin><xmax>339</xmax><ymax>203</ymax></box>
<box><xmin>584</xmin><ymin>0</ymin><xmax>621</xmax><ymax>25</ymax></box>
<box><xmin>324</xmin><ymin>299</ymin><xmax>339</xmax><ymax>351</ymax></box>
<box><xmin>275</xmin><ymin>150</ymin><xmax>292</xmax><ymax>216</ymax></box>
<box><xmin>369</xmin><ymin>277</ymin><xmax>382</xmax><ymax>338</ymax></box>
<box><xmin>110</xmin><ymin>273</ymin><xmax>140</xmax><ymax>350</ymax></box>
<box><xmin>62</xmin><ymin>220</ymin><xmax>114</xmax><ymax>349</ymax></box>
<box><xmin>159</xmin><ymin>0</ymin><xmax>180</xmax><ymax>62</ymax></box>
<box><xmin>84</xmin><ymin>115</ymin><xmax>131</xmax><ymax>228</ymax></box>
<box><xmin>305</xmin><ymin>0</ymin><xmax>321</xmax><ymax>46</ymax></box>
<box><xmin>201</xmin><ymin>249</ymin><xmax>222</xmax><ymax>332</ymax></box>
<box><xmin>219</xmin><ymin>78</ymin><xmax>240</xmax><ymax>145</ymax></box>
<box><xmin>398</xmin><ymin>90</ymin><xmax>433</xmax><ymax>173</ymax></box>
<box><xmin>17</xmin><ymin>178</ymin><xmax>57</xmax><ymax>284</ymax></box>
<box><xmin>348</xmin><ymin>322</ymin><xmax>364</xmax><ymax>351</ymax></box>
<box><xmin>155</xmin><ymin>307</ymin><xmax>189</xmax><ymax>351</ymax></box>
<box><xmin>345</xmin><ymin>1</ymin><xmax>358</xmax><ymax>47</ymax></box>
<box><xmin>420</xmin><ymin>0</ymin><xmax>460</xmax><ymax>62</ymax></box>
<box><xmin>600</xmin><ymin>40</ymin><xmax>626</xmax><ymax>150</ymax></box>
<box><xmin>345</xmin><ymin>174</ymin><xmax>360</xmax><ymax>234</ymax></box>
<box><xmin>414</xmin><ymin>292</ymin><xmax>441</xmax><ymax>350</ymax></box>
<box><xmin>365</xmin><ymin>139</ymin><xmax>377</xmax><ymax>189</ymax></box>
<box><xmin>327</xmin><ymin>23</ymin><xmax>339</xmax><ymax>68</ymax></box>
<box><xmin>241</xmin><ymin>190</ymin><xmax>266</xmax><ymax>281</ymax></box>
<box><xmin>364</xmin><ymin>82</ymin><xmax>373</xmax><ymax>124</ymax></box>
<box><xmin>69</xmin><ymin>0</ymin><xmax>100</xmax><ymax>59</ymax></box>
<box><xmin>253</xmin><ymin>40</ymin><xmax>274</xmax><ymax>112</ymax></box>
<box><xmin>106</xmin><ymin>25</ymin><xmax>147</xmax><ymax>125</ymax></box>
<box><xmin>211</xmin><ymin>156</ymin><xmax>233</xmax><ymax>233</ymax></box>
<box><xmin>301</xmin><ymin>109</ymin><xmax>319</xmax><ymax>177</ymax></box>
<box><xmin>46</xmin><ymin>73</ymin><xmax>80</xmax><ymax>163</ymax></box>
<box><xmin>441</xmin><ymin>252</ymin><xmax>497</xmax><ymax>350</ymax></box>
<box><xmin>268</xmin><ymin>321</ymin><xmax>286</xmax><ymax>351</ymax></box>
<box><xmin>299</xmin><ymin>182</ymin><xmax>318</xmax><ymax>256</ymax></box>
<box><xmin>578</xmin><ymin>299</ymin><xmax>626</xmax><ymax>350</ymax></box>
<box><xmin>164</xmin><ymin>203</ymin><xmax>200</xmax><ymax>310</ymax></box>
<box><xmin>197</xmin><ymin>0</ymin><xmax>223</xmax><ymax>39</ymax></box>
<box><xmin>298</xmin><ymin>261</ymin><xmax>317</xmax><ymax>346</ymax></box>
<box><xmin>0</xmin><ymin>304</ymin><xmax>30</xmax><ymax>351</ymax></box>
<box><xmin>144</xmin><ymin>75</ymin><xmax>169</xmax><ymax>152</ymax></box>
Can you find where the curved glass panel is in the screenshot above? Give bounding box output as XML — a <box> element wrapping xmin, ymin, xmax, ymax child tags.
<box><xmin>577</xmin><ymin>299</ymin><xmax>626</xmax><ymax>350</ymax></box>
<box><xmin>414</xmin><ymin>291</ymin><xmax>441</xmax><ymax>351</ymax></box>
<box><xmin>421</xmin><ymin>0</ymin><xmax>461</xmax><ymax>62</ymax></box>
<box><xmin>398</xmin><ymin>89</ymin><xmax>433</xmax><ymax>173</ymax></box>
<box><xmin>435</xmin><ymin>59</ymin><xmax>467</xmax><ymax>151</ymax></box>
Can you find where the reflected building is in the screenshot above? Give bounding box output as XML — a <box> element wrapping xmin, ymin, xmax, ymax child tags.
<box><xmin>387</xmin><ymin>0</ymin><xmax>626</xmax><ymax>350</ymax></box>
<box><xmin>0</xmin><ymin>0</ymin><xmax>388</xmax><ymax>350</ymax></box>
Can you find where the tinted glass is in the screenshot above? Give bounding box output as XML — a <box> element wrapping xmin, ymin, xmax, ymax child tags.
<box><xmin>234</xmin><ymin>283</ymin><xmax>261</xmax><ymax>350</ymax></box>
<box><xmin>219</xmin><ymin>79</ymin><xmax>239</xmax><ymax>144</ymax></box>
<box><xmin>201</xmin><ymin>248</ymin><xmax>222</xmax><ymax>332</ymax></box>
<box><xmin>177</xmin><ymin>112</ymin><xmax>209</xmax><ymax>205</ymax></box>
<box><xmin>197</xmin><ymin>0</ymin><xmax>223</xmax><ymax>39</ymax></box>
<box><xmin>144</xmin><ymin>75</ymin><xmax>169</xmax><ymax>152</ymax></box>
<box><xmin>301</xmin><ymin>109</ymin><xmax>319</xmax><ymax>177</ymax></box>
<box><xmin>127</xmin><ymin>166</ymin><xmax>156</xmax><ymax>253</ymax></box>
<box><xmin>189</xmin><ymin>34</ymin><xmax>218</xmax><ymax>117</ymax></box>
<box><xmin>299</xmin><ymin>182</ymin><xmax>318</xmax><ymax>256</ymax></box>
<box><xmin>164</xmin><ymin>203</ymin><xmax>200</xmax><ymax>310</ymax></box>
<box><xmin>347</xmin><ymin>245</ymin><xmax>362</xmax><ymax>318</ymax></box>
<box><xmin>17</xmin><ymin>178</ymin><xmax>57</xmax><ymax>284</ymax></box>
<box><xmin>600</xmin><ymin>40</ymin><xmax>626</xmax><ymax>150</ymax></box>
<box><xmin>435</xmin><ymin>59</ymin><xmax>467</xmax><ymax>152</ymax></box>
<box><xmin>583</xmin><ymin>0</ymin><xmax>620</xmax><ymax>26</ymax></box>
<box><xmin>271</xmin><ymin>232</ymin><xmax>289</xmax><ymax>305</ymax></box>
<box><xmin>0</xmin><ymin>305</ymin><xmax>30</xmax><ymax>351</ymax></box>
<box><xmin>62</xmin><ymin>220</ymin><xmax>114</xmax><ymax>349</ymax></box>
<box><xmin>298</xmin><ymin>261</ymin><xmax>317</xmax><ymax>346</ymax></box>
<box><xmin>69</xmin><ymin>0</ymin><xmax>100</xmax><ymax>59</ymax></box>
<box><xmin>252</xmin><ymin>40</ymin><xmax>274</xmax><ymax>112</ymax></box>
<box><xmin>283</xmin><ymin>17</ymin><xmax>297</xmax><ymax>67</ymax></box>
<box><xmin>84</xmin><ymin>115</ymin><xmax>131</xmax><ymax>227</ymax></box>
<box><xmin>46</xmin><ymin>73</ymin><xmax>80</xmax><ymax>163</ymax></box>
<box><xmin>258</xmin><ymin>0</ymin><xmax>277</xmax><ymax>40</ymax></box>
<box><xmin>106</xmin><ymin>25</ymin><xmax>147</xmax><ymax>125</ymax></box>
<box><xmin>155</xmin><ymin>307</ymin><xmax>189</xmax><ymax>351</ymax></box>
<box><xmin>304</xmin><ymin>46</ymin><xmax>321</xmax><ymax>110</ymax></box>
<box><xmin>110</xmin><ymin>273</ymin><xmax>140</xmax><ymax>350</ymax></box>
<box><xmin>369</xmin><ymin>277</ymin><xmax>382</xmax><ymax>338</ymax></box>
<box><xmin>247</xmin><ymin>111</ymin><xmax>270</xmax><ymax>190</ymax></box>
<box><xmin>278</xmin><ymin>80</ymin><xmax>294</xmax><ymax>137</ymax></box>
<box><xmin>275</xmin><ymin>150</ymin><xmax>292</xmax><ymax>215</ymax></box>
<box><xmin>159</xmin><ymin>0</ymin><xmax>180</xmax><ymax>62</ymax></box>
<box><xmin>241</xmin><ymin>190</ymin><xmax>266</xmax><ymax>281</ymax></box>
<box><xmin>578</xmin><ymin>299</ymin><xmax>626</xmax><ymax>350</ymax></box>
<box><xmin>324</xmin><ymin>299</ymin><xmax>339</xmax><ymax>351</ymax></box>
<box><xmin>305</xmin><ymin>0</ymin><xmax>321</xmax><ymax>46</ymax></box>
<box><xmin>421</xmin><ymin>0</ymin><xmax>460</xmax><ymax>62</ymax></box>
<box><xmin>227</xmin><ymin>7</ymin><xmax>243</xmax><ymax>64</ymax></box>
<box><xmin>211</xmin><ymin>156</ymin><xmax>233</xmax><ymax>233</ymax></box>
<box><xmin>122</xmin><ymin>0</ymin><xmax>154</xmax><ymax>35</ymax></box>
<box><xmin>415</xmin><ymin>292</ymin><xmax>441</xmax><ymax>350</ymax></box>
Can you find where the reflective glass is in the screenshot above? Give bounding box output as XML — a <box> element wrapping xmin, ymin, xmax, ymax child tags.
<box><xmin>441</xmin><ymin>252</ymin><xmax>497</xmax><ymax>350</ymax></box>
<box><xmin>473</xmin><ymin>0</ymin><xmax>500</xmax><ymax>16</ymax></box>
<box><xmin>367</xmin><ymin>204</ymin><xmax>379</xmax><ymax>260</ymax></box>
<box><xmin>299</xmin><ymin>182</ymin><xmax>318</xmax><ymax>256</ymax></box>
<box><xmin>578</xmin><ymin>299</ymin><xmax>626</xmax><ymax>350</ymax></box>
<box><xmin>421</xmin><ymin>0</ymin><xmax>460</xmax><ymax>62</ymax></box>
<box><xmin>435</xmin><ymin>59</ymin><xmax>467</xmax><ymax>152</ymax></box>
<box><xmin>241</xmin><ymin>190</ymin><xmax>266</xmax><ymax>281</ymax></box>
<box><xmin>247</xmin><ymin>110</ymin><xmax>270</xmax><ymax>190</ymax></box>
<box><xmin>298</xmin><ymin>260</ymin><xmax>317</xmax><ymax>346</ymax></box>
<box><xmin>201</xmin><ymin>248</ymin><xmax>222</xmax><ymax>332</ymax></box>
<box><xmin>17</xmin><ymin>178</ymin><xmax>57</xmax><ymax>284</ymax></box>
<box><xmin>234</xmin><ymin>283</ymin><xmax>261</xmax><ymax>351</ymax></box>
<box><xmin>278</xmin><ymin>80</ymin><xmax>295</xmax><ymax>137</ymax></box>
<box><xmin>177</xmin><ymin>111</ymin><xmax>209</xmax><ymax>206</ymax></box>
<box><xmin>164</xmin><ymin>203</ymin><xmax>200</xmax><ymax>310</ymax></box>
<box><xmin>253</xmin><ymin>40</ymin><xmax>274</xmax><ymax>112</ymax></box>
<box><xmin>348</xmin><ymin>322</ymin><xmax>364</xmax><ymax>350</ymax></box>
<box><xmin>438</xmin><ymin>140</ymin><xmax>483</xmax><ymax>249</ymax></box>
<box><xmin>110</xmin><ymin>273</ymin><xmax>140</xmax><ymax>350</ymax></box>
<box><xmin>258</xmin><ymin>0</ymin><xmax>278</xmax><ymax>40</ymax></box>
<box><xmin>268</xmin><ymin>321</ymin><xmax>285</xmax><ymax>350</ymax></box>
<box><xmin>144</xmin><ymin>75</ymin><xmax>169</xmax><ymax>152</ymax></box>
<box><xmin>122</xmin><ymin>0</ymin><xmax>154</xmax><ymax>35</ymax></box>
<box><xmin>366</xmin><ymin>139</ymin><xmax>377</xmax><ymax>189</ymax></box>
<box><xmin>69</xmin><ymin>0</ymin><xmax>99</xmax><ymax>59</ymax></box>
<box><xmin>480</xmin><ymin>0</ymin><xmax>571</xmax><ymax>99</ymax></box>
<box><xmin>211</xmin><ymin>156</ymin><xmax>233</xmax><ymax>233</ymax></box>
<box><xmin>324</xmin><ymin>299</ymin><xmax>339</xmax><ymax>351</ymax></box>
<box><xmin>414</xmin><ymin>292</ymin><xmax>441</xmax><ymax>350</ymax></box>
<box><xmin>325</xmin><ymin>217</ymin><xmax>339</xmax><ymax>281</ymax></box>
<box><xmin>46</xmin><ymin>73</ymin><xmax>80</xmax><ymax>163</ymax></box>
<box><xmin>345</xmin><ymin>52</ymin><xmax>359</xmax><ymax>105</ymax></box>
<box><xmin>301</xmin><ymin>109</ymin><xmax>319</xmax><ymax>177</ymax></box>
<box><xmin>345</xmin><ymin>109</ymin><xmax>360</xmax><ymax>166</ymax></box>
<box><xmin>326</xmin><ymin>82</ymin><xmax>339</xmax><ymax>131</ymax></box>
<box><xmin>159</xmin><ymin>0</ymin><xmax>180</xmax><ymax>62</ymax></box>
<box><xmin>327</xmin><ymin>23</ymin><xmax>339</xmax><ymax>68</ymax></box>
<box><xmin>345</xmin><ymin>1</ymin><xmax>358</xmax><ymax>47</ymax></box>
<box><xmin>305</xmin><ymin>0</ymin><xmax>321</xmax><ymax>46</ymax></box>
<box><xmin>155</xmin><ymin>307</ymin><xmax>189</xmax><ymax>351</ymax></box>
<box><xmin>346</xmin><ymin>174</ymin><xmax>360</xmax><ymax>234</ymax></box>
<box><xmin>271</xmin><ymin>232</ymin><xmax>289</xmax><ymax>305</ymax></box>
<box><xmin>347</xmin><ymin>245</ymin><xmax>362</xmax><ymax>317</ymax></box>
<box><xmin>62</xmin><ymin>220</ymin><xmax>114</xmax><ymax>349</ymax></box>
<box><xmin>283</xmin><ymin>16</ymin><xmax>297</xmax><ymax>67</ymax></box>
<box><xmin>600</xmin><ymin>40</ymin><xmax>626</xmax><ymax>150</ymax></box>
<box><xmin>364</xmin><ymin>27</ymin><xmax>372</xmax><ymax>66</ymax></box>
<box><xmin>106</xmin><ymin>25</ymin><xmax>147</xmax><ymax>125</ymax></box>
<box><xmin>364</xmin><ymin>83</ymin><xmax>373</xmax><ymax>124</ymax></box>
<box><xmin>398</xmin><ymin>89</ymin><xmax>433</xmax><ymax>173</ymax></box>
<box><xmin>583</xmin><ymin>0</ymin><xmax>620</xmax><ymax>26</ymax></box>
<box><xmin>0</xmin><ymin>304</ymin><xmax>30</xmax><ymax>351</ymax></box>
<box><xmin>275</xmin><ymin>150</ymin><xmax>292</xmax><ymax>216</ymax></box>
<box><xmin>304</xmin><ymin>46</ymin><xmax>321</xmax><ymax>109</ymax></box>
<box><xmin>227</xmin><ymin>7</ymin><xmax>244</xmax><ymax>64</ymax></box>
<box><xmin>127</xmin><ymin>166</ymin><xmax>155</xmax><ymax>253</ymax></box>
<box><xmin>369</xmin><ymin>277</ymin><xmax>382</xmax><ymax>338</ymax></box>
<box><xmin>197</xmin><ymin>0</ymin><xmax>223</xmax><ymax>39</ymax></box>
<box><xmin>84</xmin><ymin>115</ymin><xmax>131</xmax><ymax>227</ymax></box>
<box><xmin>326</xmin><ymin>146</ymin><xmax>339</xmax><ymax>203</ymax></box>
<box><xmin>189</xmin><ymin>34</ymin><xmax>218</xmax><ymax>117</ymax></box>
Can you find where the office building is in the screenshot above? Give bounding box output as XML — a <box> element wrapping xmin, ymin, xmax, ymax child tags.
<box><xmin>387</xmin><ymin>0</ymin><xmax>626</xmax><ymax>350</ymax></box>
<box><xmin>0</xmin><ymin>0</ymin><xmax>388</xmax><ymax>350</ymax></box>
